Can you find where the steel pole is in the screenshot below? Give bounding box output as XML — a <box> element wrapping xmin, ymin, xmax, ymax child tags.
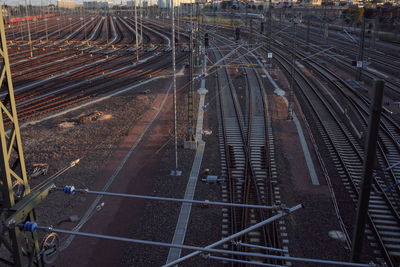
<box><xmin>287</xmin><ymin>22</ymin><xmax>296</xmax><ymax>120</ymax></box>
<box><xmin>45</xmin><ymin>4</ymin><xmax>49</xmax><ymax>41</ymax></box>
<box><xmin>356</xmin><ymin>10</ymin><xmax>366</xmax><ymax>81</ymax></box>
<box><xmin>134</xmin><ymin>0</ymin><xmax>139</xmax><ymax>60</ymax></box>
<box><xmin>24</xmin><ymin>0</ymin><xmax>33</xmax><ymax>57</ymax></box>
<box><xmin>306</xmin><ymin>10</ymin><xmax>310</xmax><ymax>52</ymax></box>
<box><xmin>140</xmin><ymin>1</ymin><xmax>143</xmax><ymax>48</ymax></box>
<box><xmin>83</xmin><ymin>7</ymin><xmax>87</xmax><ymax>42</ymax></box>
<box><xmin>350</xmin><ymin>80</ymin><xmax>384</xmax><ymax>262</ymax></box>
<box><xmin>268</xmin><ymin>0</ymin><xmax>272</xmax><ymax>57</ymax></box>
<box><xmin>171</xmin><ymin>0</ymin><xmax>179</xmax><ymax>173</ymax></box>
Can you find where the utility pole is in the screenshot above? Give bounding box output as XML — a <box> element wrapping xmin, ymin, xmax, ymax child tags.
<box><xmin>245</xmin><ymin>1</ymin><xmax>248</xmax><ymax>29</ymax></box>
<box><xmin>196</xmin><ymin>1</ymin><xmax>200</xmax><ymax>66</ymax></box>
<box><xmin>249</xmin><ymin>19</ymin><xmax>253</xmax><ymax>45</ymax></box>
<box><xmin>44</xmin><ymin>3</ymin><xmax>49</xmax><ymax>42</ymax></box>
<box><xmin>171</xmin><ymin>0</ymin><xmax>181</xmax><ymax>176</ymax></box>
<box><xmin>267</xmin><ymin>0</ymin><xmax>272</xmax><ymax>58</ymax></box>
<box><xmin>306</xmin><ymin>10</ymin><xmax>310</xmax><ymax>53</ymax></box>
<box><xmin>213</xmin><ymin>0</ymin><xmax>215</xmax><ymax>26</ymax></box>
<box><xmin>83</xmin><ymin>6</ymin><xmax>87</xmax><ymax>42</ymax></box>
<box><xmin>140</xmin><ymin>1</ymin><xmax>143</xmax><ymax>49</ymax></box>
<box><xmin>105</xmin><ymin>13</ymin><xmax>109</xmax><ymax>43</ymax></box>
<box><xmin>0</xmin><ymin>10</ymin><xmax>45</xmax><ymax>267</ymax></box>
<box><xmin>185</xmin><ymin>1</ymin><xmax>195</xmax><ymax>145</ymax></box>
<box><xmin>356</xmin><ymin>9</ymin><xmax>366</xmax><ymax>81</ymax></box>
<box><xmin>177</xmin><ymin>5</ymin><xmax>179</xmax><ymax>46</ymax></box>
<box><xmin>350</xmin><ymin>80</ymin><xmax>384</xmax><ymax>263</ymax></box>
<box><xmin>189</xmin><ymin>1</ymin><xmax>194</xmax><ymax>141</ymax></box>
<box><xmin>24</xmin><ymin>0</ymin><xmax>33</xmax><ymax>57</ymax></box>
<box><xmin>57</xmin><ymin>6</ymin><xmax>60</xmax><ymax>37</ymax></box>
<box><xmin>134</xmin><ymin>0</ymin><xmax>139</xmax><ymax>60</ymax></box>
<box><xmin>371</xmin><ymin>19</ymin><xmax>376</xmax><ymax>49</ymax></box>
<box><xmin>323</xmin><ymin>5</ymin><xmax>328</xmax><ymax>44</ymax></box>
<box><xmin>287</xmin><ymin>21</ymin><xmax>297</xmax><ymax>121</ymax></box>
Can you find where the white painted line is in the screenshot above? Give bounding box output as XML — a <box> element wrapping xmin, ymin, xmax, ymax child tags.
<box><xmin>292</xmin><ymin>112</ymin><xmax>320</xmax><ymax>185</ymax></box>
<box><xmin>250</xmin><ymin>50</ymin><xmax>319</xmax><ymax>185</ymax></box>
<box><xmin>166</xmin><ymin>55</ymin><xmax>208</xmax><ymax>264</ymax></box>
<box><xmin>366</xmin><ymin>66</ymin><xmax>389</xmax><ymax>79</ymax></box>
<box><xmin>166</xmin><ymin>141</ymin><xmax>206</xmax><ymax>263</ymax></box>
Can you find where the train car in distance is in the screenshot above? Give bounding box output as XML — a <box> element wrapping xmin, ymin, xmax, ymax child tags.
<box><xmin>6</xmin><ymin>13</ymin><xmax>57</xmax><ymax>24</ymax></box>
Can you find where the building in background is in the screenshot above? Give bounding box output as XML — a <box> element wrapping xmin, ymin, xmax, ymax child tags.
<box><xmin>311</xmin><ymin>0</ymin><xmax>322</xmax><ymax>5</ymax></box>
<box><xmin>127</xmin><ymin>0</ymin><xmax>136</xmax><ymax>6</ymax></box>
<box><xmin>158</xmin><ymin>0</ymin><xmax>166</xmax><ymax>7</ymax></box>
<box><xmin>58</xmin><ymin>0</ymin><xmax>79</xmax><ymax>8</ymax></box>
<box><xmin>83</xmin><ymin>1</ymin><xmax>112</xmax><ymax>8</ymax></box>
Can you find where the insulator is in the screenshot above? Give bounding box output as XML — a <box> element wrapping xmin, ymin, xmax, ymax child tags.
<box><xmin>22</xmin><ymin>221</ymin><xmax>38</xmax><ymax>233</ymax></box>
<box><xmin>63</xmin><ymin>185</ymin><xmax>76</xmax><ymax>195</ymax></box>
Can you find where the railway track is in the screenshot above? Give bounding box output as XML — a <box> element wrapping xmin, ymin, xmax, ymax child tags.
<box><xmin>211</xmin><ymin>31</ymin><xmax>286</xmax><ymax>265</ymax></box>
<box><xmin>2</xmin><ymin>16</ymin><xmax>183</xmax><ymax>122</ymax></box>
<box><xmin>274</xmin><ymin>25</ymin><xmax>400</xmax><ymax>96</ymax></box>
<box><xmin>269</xmin><ymin>42</ymin><xmax>400</xmax><ymax>266</ymax></box>
<box><xmin>198</xmin><ymin>17</ymin><xmax>400</xmax><ymax>266</ymax></box>
<box><xmin>210</xmin><ymin>20</ymin><xmax>400</xmax><ymax>100</ymax></box>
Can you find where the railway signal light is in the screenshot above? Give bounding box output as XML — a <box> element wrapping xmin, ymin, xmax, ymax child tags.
<box><xmin>235</xmin><ymin>27</ymin><xmax>240</xmax><ymax>41</ymax></box>
<box><xmin>204</xmin><ymin>33</ymin><xmax>209</xmax><ymax>48</ymax></box>
<box><xmin>260</xmin><ymin>22</ymin><xmax>264</xmax><ymax>33</ymax></box>
<box><xmin>367</xmin><ymin>23</ymin><xmax>373</xmax><ymax>34</ymax></box>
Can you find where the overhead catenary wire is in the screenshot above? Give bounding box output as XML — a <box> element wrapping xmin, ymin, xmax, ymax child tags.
<box><xmin>32</xmin><ymin>159</ymin><xmax>81</xmax><ymax>191</ymax></box>
<box><xmin>200</xmin><ymin>254</ymin><xmax>376</xmax><ymax>267</ymax></box>
<box><xmin>19</xmin><ymin>205</ymin><xmax>304</xmax><ymax>263</ymax></box>
<box><xmin>57</xmin><ymin>185</ymin><xmax>284</xmax><ymax>210</ymax></box>
<box><xmin>202</xmin><ymin>254</ymin><xmax>285</xmax><ymax>267</ymax></box>
<box><xmin>162</xmin><ymin>205</ymin><xmax>303</xmax><ymax>267</ymax></box>
<box><xmin>232</xmin><ymin>241</ymin><xmax>288</xmax><ymax>253</ymax></box>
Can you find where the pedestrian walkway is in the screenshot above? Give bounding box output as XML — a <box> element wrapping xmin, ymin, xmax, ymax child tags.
<box><xmin>166</xmin><ymin>53</ymin><xmax>208</xmax><ymax>264</ymax></box>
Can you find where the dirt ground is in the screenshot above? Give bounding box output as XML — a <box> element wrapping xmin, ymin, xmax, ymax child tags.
<box><xmin>18</xmin><ymin>58</ymin><xmax>227</xmax><ymax>266</ymax></box>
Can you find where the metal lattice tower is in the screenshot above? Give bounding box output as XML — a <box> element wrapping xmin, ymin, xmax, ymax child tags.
<box><xmin>187</xmin><ymin>16</ymin><xmax>195</xmax><ymax>142</ymax></box>
<box><xmin>195</xmin><ymin>1</ymin><xmax>200</xmax><ymax>65</ymax></box>
<box><xmin>0</xmin><ymin>11</ymin><xmax>43</xmax><ymax>267</ymax></box>
<box><xmin>185</xmin><ymin>1</ymin><xmax>195</xmax><ymax>143</ymax></box>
